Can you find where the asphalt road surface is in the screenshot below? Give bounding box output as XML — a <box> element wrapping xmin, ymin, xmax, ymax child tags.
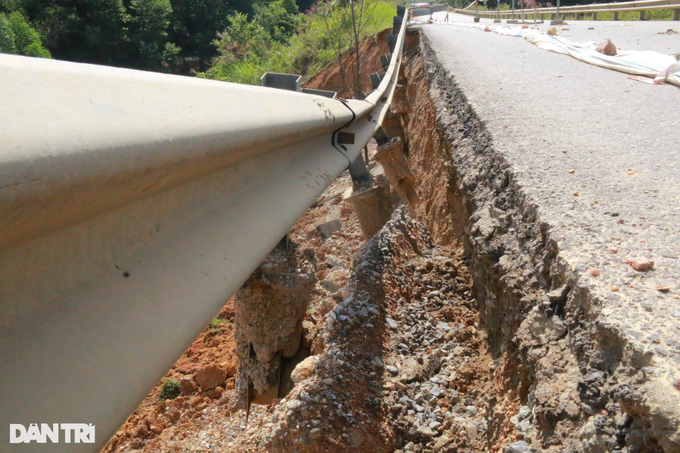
<box><xmin>413</xmin><ymin>10</ymin><xmax>680</xmax><ymax>445</ymax></box>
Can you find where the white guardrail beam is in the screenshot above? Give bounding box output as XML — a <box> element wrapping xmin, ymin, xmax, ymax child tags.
<box><xmin>455</xmin><ymin>0</ymin><xmax>680</xmax><ymax>18</ymax></box>
<box><xmin>0</xmin><ymin>10</ymin><xmax>409</xmax><ymax>452</ymax></box>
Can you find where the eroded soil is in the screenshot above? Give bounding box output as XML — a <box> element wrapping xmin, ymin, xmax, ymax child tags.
<box><xmin>102</xmin><ymin>27</ymin><xmax>522</xmax><ymax>453</ymax></box>
<box><xmin>102</xmin><ymin>22</ymin><xmax>670</xmax><ymax>453</ymax></box>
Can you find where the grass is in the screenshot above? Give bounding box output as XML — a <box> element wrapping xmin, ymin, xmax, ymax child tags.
<box><xmin>580</xmin><ymin>10</ymin><xmax>674</xmax><ymax>21</ymax></box>
<box><xmin>204</xmin><ymin>0</ymin><xmax>399</xmax><ymax>86</ymax></box>
<box><xmin>210</xmin><ymin>317</ymin><xmax>232</xmax><ymax>328</ymax></box>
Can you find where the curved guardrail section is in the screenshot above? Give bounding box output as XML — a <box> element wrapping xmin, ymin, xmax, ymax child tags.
<box><xmin>0</xmin><ymin>10</ymin><xmax>408</xmax><ymax>452</ymax></box>
<box><xmin>455</xmin><ymin>0</ymin><xmax>680</xmax><ymax>20</ymax></box>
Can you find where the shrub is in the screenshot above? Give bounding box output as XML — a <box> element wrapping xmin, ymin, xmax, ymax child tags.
<box><xmin>159</xmin><ymin>378</ymin><xmax>181</xmax><ymax>400</ymax></box>
<box><xmin>0</xmin><ymin>11</ymin><xmax>50</xmax><ymax>57</ymax></box>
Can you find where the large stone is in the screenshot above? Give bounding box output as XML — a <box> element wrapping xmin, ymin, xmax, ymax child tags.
<box><xmin>374</xmin><ymin>137</ymin><xmax>420</xmax><ymax>207</ymax></box>
<box><xmin>595</xmin><ymin>38</ymin><xmax>617</xmax><ymax>56</ymax></box>
<box><xmin>291</xmin><ymin>356</ymin><xmax>317</xmax><ymax>383</ymax></box>
<box><xmin>194</xmin><ymin>365</ymin><xmax>225</xmax><ymax>390</ymax></box>
<box><xmin>234</xmin><ymin>243</ymin><xmax>317</xmax><ymax>407</ymax></box>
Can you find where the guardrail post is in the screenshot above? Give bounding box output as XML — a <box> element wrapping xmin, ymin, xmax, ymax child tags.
<box><xmin>674</xmin><ymin>8</ymin><xmax>680</xmax><ymax>20</ymax></box>
<box><xmin>259</xmin><ymin>73</ymin><xmax>302</xmax><ymax>91</ymax></box>
<box><xmin>533</xmin><ymin>3</ymin><xmax>538</xmax><ymax>23</ymax></box>
<box><xmin>613</xmin><ymin>11</ymin><xmax>619</xmax><ymax>20</ymax></box>
<box><xmin>592</xmin><ymin>12</ymin><xmax>597</xmax><ymax>20</ymax></box>
<box><xmin>380</xmin><ymin>54</ymin><xmax>392</xmax><ymax>70</ymax></box>
<box><xmin>300</xmin><ymin>88</ymin><xmax>337</xmax><ymax>99</ymax></box>
<box><xmin>387</xmin><ymin>34</ymin><xmax>397</xmax><ymax>53</ymax></box>
<box><xmin>639</xmin><ymin>10</ymin><xmax>645</xmax><ymax>20</ymax></box>
<box><xmin>370</xmin><ymin>72</ymin><xmax>385</xmax><ymax>89</ymax></box>
<box><xmin>393</xmin><ymin>15</ymin><xmax>402</xmax><ymax>35</ymax></box>
<box><xmin>551</xmin><ymin>0</ymin><xmax>564</xmax><ymax>25</ymax></box>
<box><xmin>349</xmin><ymin>154</ymin><xmax>373</xmax><ymax>189</ymax></box>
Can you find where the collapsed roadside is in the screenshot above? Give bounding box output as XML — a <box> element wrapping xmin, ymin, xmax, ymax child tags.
<box><xmin>103</xmin><ymin>24</ymin><xmax>677</xmax><ymax>453</ymax></box>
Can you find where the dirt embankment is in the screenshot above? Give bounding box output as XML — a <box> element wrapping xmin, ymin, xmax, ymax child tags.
<box><xmin>103</xmin><ymin>25</ymin><xmax>670</xmax><ymax>453</ymax></box>
<box><xmin>304</xmin><ymin>29</ymin><xmax>391</xmax><ymax>97</ymax></box>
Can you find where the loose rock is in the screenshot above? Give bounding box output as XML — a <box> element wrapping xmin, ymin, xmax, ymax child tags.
<box><xmin>416</xmin><ymin>425</ymin><xmax>436</xmax><ymax>438</ymax></box>
<box><xmin>194</xmin><ymin>365</ymin><xmax>225</xmax><ymax>391</ymax></box>
<box><xmin>595</xmin><ymin>38</ymin><xmax>617</xmax><ymax>56</ymax></box>
<box><xmin>506</xmin><ymin>440</ymin><xmax>530</xmax><ymax>453</ymax></box>
<box><xmin>291</xmin><ymin>356</ymin><xmax>316</xmax><ymax>383</ymax></box>
<box><xmin>627</xmin><ymin>256</ymin><xmax>654</xmax><ymax>271</ymax></box>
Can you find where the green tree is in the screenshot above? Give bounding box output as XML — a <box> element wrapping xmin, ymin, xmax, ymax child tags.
<box><xmin>0</xmin><ymin>0</ymin><xmax>20</xmax><ymax>13</ymax></box>
<box><xmin>253</xmin><ymin>0</ymin><xmax>300</xmax><ymax>43</ymax></box>
<box><xmin>318</xmin><ymin>0</ymin><xmax>381</xmax><ymax>96</ymax></box>
<box><xmin>0</xmin><ymin>11</ymin><xmax>50</xmax><ymax>57</ymax></box>
<box><xmin>19</xmin><ymin>0</ymin><xmax>126</xmax><ymax>65</ymax></box>
<box><xmin>0</xmin><ymin>13</ymin><xmax>17</xmax><ymax>53</ymax></box>
<box><xmin>122</xmin><ymin>0</ymin><xmax>173</xmax><ymax>69</ymax></box>
<box><xmin>169</xmin><ymin>0</ymin><xmax>253</xmax><ymax>71</ymax></box>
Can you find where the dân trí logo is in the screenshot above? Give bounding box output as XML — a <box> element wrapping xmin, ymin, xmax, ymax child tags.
<box><xmin>9</xmin><ymin>423</ymin><xmax>95</xmax><ymax>444</ymax></box>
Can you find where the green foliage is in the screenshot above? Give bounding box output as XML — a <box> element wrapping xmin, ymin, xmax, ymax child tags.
<box><xmin>2</xmin><ymin>0</ymin><xmax>399</xmax><ymax>80</ymax></box>
<box><xmin>253</xmin><ymin>0</ymin><xmax>301</xmax><ymax>43</ymax></box>
<box><xmin>19</xmin><ymin>0</ymin><xmax>126</xmax><ymax>64</ymax></box>
<box><xmin>159</xmin><ymin>378</ymin><xmax>181</xmax><ymax>400</ymax></box>
<box><xmin>206</xmin><ymin>0</ymin><xmax>395</xmax><ymax>89</ymax></box>
<box><xmin>123</xmin><ymin>0</ymin><xmax>173</xmax><ymax>69</ymax></box>
<box><xmin>585</xmin><ymin>9</ymin><xmax>673</xmax><ymax>21</ymax></box>
<box><xmin>205</xmin><ymin>0</ymin><xmax>302</xmax><ymax>82</ymax></box>
<box><xmin>0</xmin><ymin>14</ymin><xmax>16</xmax><ymax>53</ymax></box>
<box><xmin>169</xmin><ymin>0</ymin><xmax>253</xmax><ymax>71</ymax></box>
<box><xmin>210</xmin><ymin>317</ymin><xmax>231</xmax><ymax>327</ymax></box>
<box><xmin>0</xmin><ymin>0</ymin><xmax>19</xmax><ymax>14</ymax></box>
<box><xmin>0</xmin><ymin>11</ymin><xmax>50</xmax><ymax>57</ymax></box>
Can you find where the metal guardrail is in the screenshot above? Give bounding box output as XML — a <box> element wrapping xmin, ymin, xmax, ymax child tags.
<box><xmin>411</xmin><ymin>4</ymin><xmax>449</xmax><ymax>16</ymax></box>
<box><xmin>454</xmin><ymin>0</ymin><xmax>680</xmax><ymax>20</ymax></box>
<box><xmin>0</xmin><ymin>10</ymin><xmax>409</xmax><ymax>452</ymax></box>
